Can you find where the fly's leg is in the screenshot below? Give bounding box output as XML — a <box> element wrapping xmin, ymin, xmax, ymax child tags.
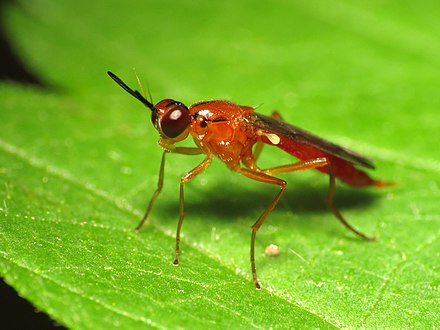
<box><xmin>326</xmin><ymin>163</ymin><xmax>375</xmax><ymax>241</ymax></box>
<box><xmin>173</xmin><ymin>154</ymin><xmax>213</xmax><ymax>266</ymax></box>
<box><xmin>135</xmin><ymin>150</ymin><xmax>167</xmax><ymax>231</ymax></box>
<box><xmin>263</xmin><ymin>157</ymin><xmax>375</xmax><ymax>241</ymax></box>
<box><xmin>252</xmin><ymin>142</ymin><xmax>264</xmax><ymax>162</ymax></box>
<box><xmin>262</xmin><ymin>157</ymin><xmax>329</xmax><ymax>175</ymax></box>
<box><xmin>136</xmin><ymin>145</ymin><xmax>204</xmax><ymax>231</ymax></box>
<box><xmin>239</xmin><ymin>168</ymin><xmax>287</xmax><ymax>289</ymax></box>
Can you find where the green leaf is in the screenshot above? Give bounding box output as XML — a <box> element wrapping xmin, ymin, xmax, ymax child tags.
<box><xmin>1</xmin><ymin>0</ymin><xmax>439</xmax><ymax>328</ymax></box>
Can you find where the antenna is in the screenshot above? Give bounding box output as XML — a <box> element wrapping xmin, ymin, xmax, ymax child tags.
<box><xmin>107</xmin><ymin>71</ymin><xmax>156</xmax><ymax>111</ymax></box>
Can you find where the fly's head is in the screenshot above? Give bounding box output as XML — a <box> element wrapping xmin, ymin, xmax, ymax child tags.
<box><xmin>107</xmin><ymin>71</ymin><xmax>190</xmax><ymax>142</ymax></box>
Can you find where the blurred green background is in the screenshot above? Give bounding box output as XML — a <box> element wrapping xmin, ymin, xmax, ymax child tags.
<box><xmin>0</xmin><ymin>0</ymin><xmax>439</xmax><ymax>328</ymax></box>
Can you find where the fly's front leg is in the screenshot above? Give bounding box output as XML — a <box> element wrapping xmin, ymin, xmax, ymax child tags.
<box><xmin>263</xmin><ymin>157</ymin><xmax>375</xmax><ymax>241</ymax></box>
<box><xmin>173</xmin><ymin>154</ymin><xmax>213</xmax><ymax>266</ymax></box>
<box><xmin>239</xmin><ymin>168</ymin><xmax>287</xmax><ymax>289</ymax></box>
<box><xmin>136</xmin><ymin>141</ymin><xmax>204</xmax><ymax>231</ymax></box>
<box><xmin>135</xmin><ymin>150</ymin><xmax>167</xmax><ymax>231</ymax></box>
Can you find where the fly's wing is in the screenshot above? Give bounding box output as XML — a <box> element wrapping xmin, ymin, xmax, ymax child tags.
<box><xmin>251</xmin><ymin>112</ymin><xmax>386</xmax><ymax>187</ymax></box>
<box><xmin>252</xmin><ymin>112</ymin><xmax>375</xmax><ymax>169</ymax></box>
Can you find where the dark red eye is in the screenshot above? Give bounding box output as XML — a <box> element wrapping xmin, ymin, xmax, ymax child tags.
<box><xmin>160</xmin><ymin>104</ymin><xmax>190</xmax><ymax>138</ymax></box>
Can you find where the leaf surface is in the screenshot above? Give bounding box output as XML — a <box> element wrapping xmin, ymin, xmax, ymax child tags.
<box><xmin>1</xmin><ymin>0</ymin><xmax>439</xmax><ymax>328</ymax></box>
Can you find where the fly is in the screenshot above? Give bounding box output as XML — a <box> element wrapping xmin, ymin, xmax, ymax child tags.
<box><xmin>107</xmin><ymin>71</ymin><xmax>390</xmax><ymax>289</ymax></box>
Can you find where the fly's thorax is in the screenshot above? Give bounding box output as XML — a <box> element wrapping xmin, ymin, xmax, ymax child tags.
<box><xmin>187</xmin><ymin>100</ymin><xmax>258</xmax><ymax>169</ymax></box>
<box><xmin>189</xmin><ymin>99</ymin><xmax>255</xmax><ymax>141</ymax></box>
<box><xmin>189</xmin><ymin>114</ymin><xmax>258</xmax><ymax>170</ymax></box>
<box><xmin>199</xmin><ymin>119</ymin><xmax>236</xmax><ymax>142</ymax></box>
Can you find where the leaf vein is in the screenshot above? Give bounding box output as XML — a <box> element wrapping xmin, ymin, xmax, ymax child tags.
<box><xmin>0</xmin><ymin>254</ymin><xmax>165</xmax><ymax>329</ymax></box>
<box><xmin>361</xmin><ymin>232</ymin><xmax>440</xmax><ymax>325</ymax></box>
<box><xmin>0</xmin><ymin>137</ymin><xmax>347</xmax><ymax>327</ymax></box>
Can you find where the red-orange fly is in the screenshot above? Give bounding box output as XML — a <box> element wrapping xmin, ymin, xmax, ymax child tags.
<box><xmin>108</xmin><ymin>71</ymin><xmax>389</xmax><ymax>289</ymax></box>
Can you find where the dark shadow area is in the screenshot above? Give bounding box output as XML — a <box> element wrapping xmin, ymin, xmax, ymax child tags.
<box><xmin>0</xmin><ymin>1</ymin><xmax>57</xmax><ymax>326</ymax></box>
<box><xmin>150</xmin><ymin>179</ymin><xmax>383</xmax><ymax>243</ymax></box>
<box><xmin>0</xmin><ymin>278</ymin><xmax>65</xmax><ymax>329</ymax></box>
<box><xmin>0</xmin><ymin>0</ymin><xmax>46</xmax><ymax>86</ymax></box>
<box><xmin>151</xmin><ymin>177</ymin><xmax>383</xmax><ymax>243</ymax></box>
<box><xmin>155</xmin><ymin>177</ymin><xmax>381</xmax><ymax>221</ymax></box>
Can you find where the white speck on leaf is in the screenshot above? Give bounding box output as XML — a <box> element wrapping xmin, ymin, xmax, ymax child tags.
<box><xmin>265</xmin><ymin>244</ymin><xmax>280</xmax><ymax>257</ymax></box>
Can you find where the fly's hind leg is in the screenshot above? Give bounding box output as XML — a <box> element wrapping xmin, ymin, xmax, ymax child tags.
<box><xmin>239</xmin><ymin>168</ymin><xmax>287</xmax><ymax>289</ymax></box>
<box><xmin>263</xmin><ymin>157</ymin><xmax>375</xmax><ymax>241</ymax></box>
<box><xmin>326</xmin><ymin>163</ymin><xmax>375</xmax><ymax>241</ymax></box>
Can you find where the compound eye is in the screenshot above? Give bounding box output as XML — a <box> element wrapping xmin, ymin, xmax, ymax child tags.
<box><xmin>160</xmin><ymin>104</ymin><xmax>190</xmax><ymax>138</ymax></box>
